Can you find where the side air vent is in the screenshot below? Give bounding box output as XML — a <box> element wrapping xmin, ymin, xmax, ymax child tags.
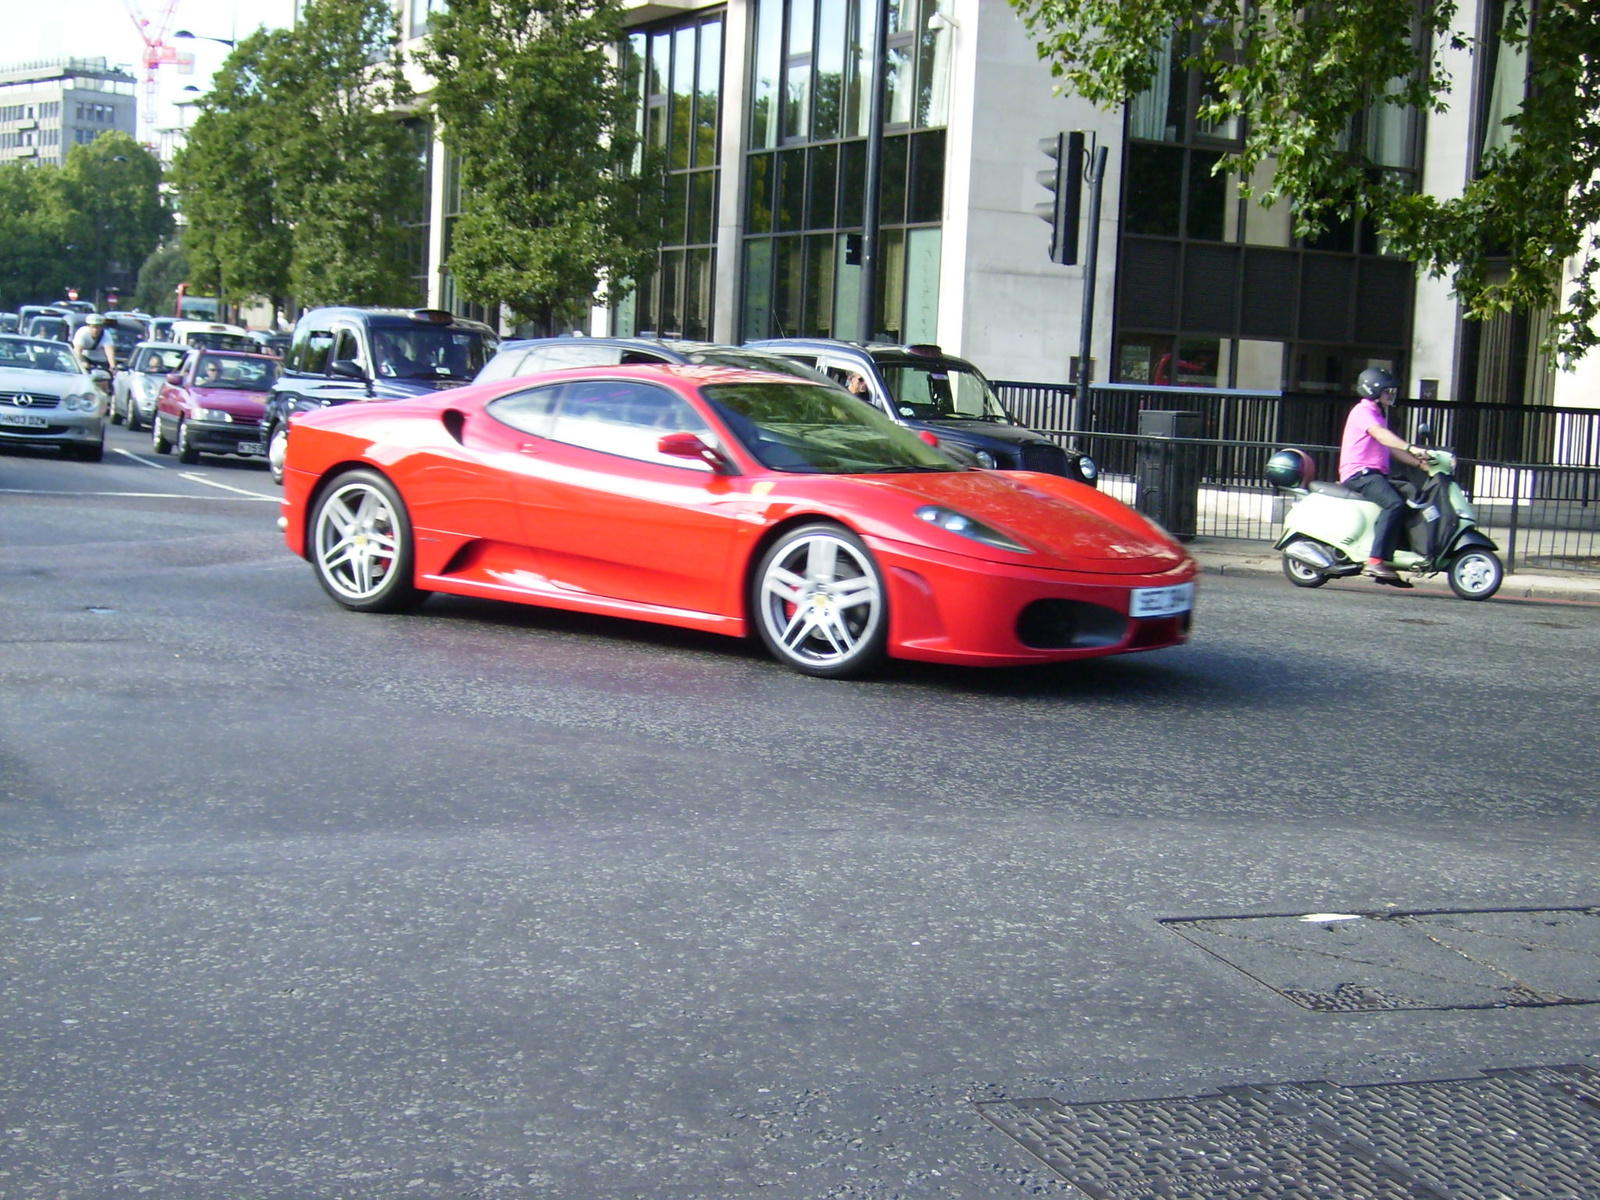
<box><xmin>441</xmin><ymin>409</ymin><xmax>465</xmax><ymax>444</ymax></box>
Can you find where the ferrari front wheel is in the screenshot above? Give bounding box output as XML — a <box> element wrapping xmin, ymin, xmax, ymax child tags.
<box><xmin>309</xmin><ymin>469</ymin><xmax>425</xmax><ymax>613</ymax></box>
<box><xmin>752</xmin><ymin>523</ymin><xmax>887</xmax><ymax>678</ymax></box>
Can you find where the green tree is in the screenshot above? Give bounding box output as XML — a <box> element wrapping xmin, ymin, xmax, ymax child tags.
<box><xmin>133</xmin><ymin>240</ymin><xmax>191</xmax><ymax>315</ymax></box>
<box><xmin>174</xmin><ymin>0</ymin><xmax>421</xmax><ymax>313</ymax></box>
<box><xmin>420</xmin><ymin>0</ymin><xmax>665</xmax><ymax>330</ymax></box>
<box><xmin>59</xmin><ymin>132</ymin><xmax>172</xmax><ymax>307</ymax></box>
<box><xmin>171</xmin><ymin>30</ymin><xmax>295</xmax><ymax>312</ymax></box>
<box><xmin>1007</xmin><ymin>0</ymin><xmax>1600</xmax><ymax>362</ymax></box>
<box><xmin>0</xmin><ymin>163</ymin><xmax>76</xmax><ymax>308</ymax></box>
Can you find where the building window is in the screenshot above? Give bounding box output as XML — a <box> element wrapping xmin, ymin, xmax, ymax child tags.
<box><xmin>1114</xmin><ymin>27</ymin><xmax>1420</xmax><ymax>392</ymax></box>
<box><xmin>741</xmin><ymin>0</ymin><xmax>949</xmax><ymax>344</ymax></box>
<box><xmin>616</xmin><ymin>12</ymin><xmax>725</xmax><ymax>340</ymax></box>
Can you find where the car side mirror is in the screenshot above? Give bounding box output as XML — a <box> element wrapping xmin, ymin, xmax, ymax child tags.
<box><xmin>330</xmin><ymin>359</ymin><xmax>366</xmax><ymax>381</ymax></box>
<box><xmin>166</xmin><ymin>371</ymin><xmax>184</xmax><ymax>385</ymax></box>
<box><xmin>658</xmin><ymin>431</ymin><xmax>731</xmax><ymax>472</ymax></box>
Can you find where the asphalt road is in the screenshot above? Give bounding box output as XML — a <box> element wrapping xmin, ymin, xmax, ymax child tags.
<box><xmin>2</xmin><ymin>424</ymin><xmax>1598</xmax><ymax>1198</ymax></box>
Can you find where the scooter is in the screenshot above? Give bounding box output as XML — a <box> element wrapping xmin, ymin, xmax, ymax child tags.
<box><xmin>1269</xmin><ymin>442</ymin><xmax>1505</xmax><ymax>600</ymax></box>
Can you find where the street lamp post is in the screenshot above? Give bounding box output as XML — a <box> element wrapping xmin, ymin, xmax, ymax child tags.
<box><xmin>856</xmin><ymin>0</ymin><xmax>891</xmax><ymax>344</ymax></box>
<box><xmin>174</xmin><ymin>30</ymin><xmax>237</xmax><ymax>48</ymax></box>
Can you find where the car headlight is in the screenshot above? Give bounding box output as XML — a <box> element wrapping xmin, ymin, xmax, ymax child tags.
<box><xmin>295</xmin><ymin>398</ymin><xmax>324</xmax><ymax>411</ymax></box>
<box><xmin>194</xmin><ymin>407</ymin><xmax>233</xmax><ymax>422</ymax></box>
<box><xmin>915</xmin><ymin>505</ymin><xmax>1032</xmax><ymax>554</ymax></box>
<box><xmin>64</xmin><ymin>393</ymin><xmax>99</xmax><ymax>412</ymax></box>
<box><xmin>1077</xmin><ymin>455</ymin><xmax>1098</xmax><ymax>482</ymax></box>
<box><xmin>973</xmin><ymin>449</ymin><xmax>998</xmax><ymax>469</ymax></box>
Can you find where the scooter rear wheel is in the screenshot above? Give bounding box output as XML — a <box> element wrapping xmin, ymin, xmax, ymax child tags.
<box><xmin>1281</xmin><ymin>551</ymin><xmax>1328</xmax><ymax>588</ymax></box>
<box><xmin>1448</xmin><ymin>548</ymin><xmax>1503</xmax><ymax>600</ymax></box>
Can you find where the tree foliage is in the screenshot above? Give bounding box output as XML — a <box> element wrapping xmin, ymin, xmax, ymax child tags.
<box><xmin>0</xmin><ymin>133</ymin><xmax>169</xmax><ymax>310</ymax></box>
<box><xmin>420</xmin><ymin>0</ymin><xmax>665</xmax><ymax>330</ymax></box>
<box><xmin>174</xmin><ymin>0</ymin><xmax>422</xmax><ymax>312</ymax></box>
<box><xmin>1008</xmin><ymin>0</ymin><xmax>1600</xmax><ymax>362</ymax></box>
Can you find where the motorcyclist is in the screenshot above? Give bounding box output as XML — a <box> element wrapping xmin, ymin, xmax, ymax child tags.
<box><xmin>1338</xmin><ymin>367</ymin><xmax>1430</xmax><ymax>585</ymax></box>
<box><xmin>71</xmin><ymin>312</ymin><xmax>118</xmax><ymax>376</ymax></box>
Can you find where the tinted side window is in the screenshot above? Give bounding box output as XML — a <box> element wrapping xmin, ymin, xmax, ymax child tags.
<box><xmin>530</xmin><ymin>344</ymin><xmax>625</xmax><ymax>371</ymax></box>
<box><xmin>331</xmin><ymin>329</ymin><xmax>362</xmax><ymax>373</ymax></box>
<box><xmin>294</xmin><ymin>330</ymin><xmax>334</xmax><ymax>375</ymax></box>
<box><xmin>474</xmin><ymin>349</ymin><xmax>529</xmax><ymax>384</ymax></box>
<box><xmin>485</xmin><ymin>384</ymin><xmax>565</xmax><ymax>438</ymax></box>
<box><xmin>547</xmin><ymin>380</ymin><xmax>713</xmax><ymax>470</ymax></box>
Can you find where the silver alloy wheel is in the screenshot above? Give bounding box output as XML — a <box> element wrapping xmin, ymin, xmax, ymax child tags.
<box><xmin>313</xmin><ymin>479</ymin><xmax>403</xmax><ymax>603</ymax></box>
<box><xmin>757</xmin><ymin>530</ymin><xmax>883</xmax><ymax>670</ymax></box>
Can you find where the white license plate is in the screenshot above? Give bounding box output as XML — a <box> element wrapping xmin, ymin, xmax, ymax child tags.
<box><xmin>0</xmin><ymin>412</ymin><xmax>49</xmax><ymax>428</ymax></box>
<box><xmin>235</xmin><ymin>441</ymin><xmax>264</xmax><ymax>455</ymax></box>
<box><xmin>1130</xmin><ymin>581</ymin><xmax>1195</xmax><ymax>618</ymax></box>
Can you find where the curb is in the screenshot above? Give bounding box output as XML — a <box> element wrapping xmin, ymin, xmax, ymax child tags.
<box><xmin>1191</xmin><ymin>550</ymin><xmax>1600</xmax><ymax>604</ymax></box>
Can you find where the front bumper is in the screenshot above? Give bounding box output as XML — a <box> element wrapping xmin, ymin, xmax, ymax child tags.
<box><xmin>0</xmin><ymin>411</ymin><xmax>105</xmax><ymax>448</ymax></box>
<box><xmin>869</xmin><ymin>535</ymin><xmax>1197</xmax><ymax>666</ymax></box>
<box><xmin>187</xmin><ymin>420</ymin><xmax>266</xmax><ymax>456</ymax></box>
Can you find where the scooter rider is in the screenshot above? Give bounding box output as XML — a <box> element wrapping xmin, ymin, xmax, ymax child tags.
<box><xmin>1338</xmin><ymin>367</ymin><xmax>1429</xmax><ymax>585</ymax></box>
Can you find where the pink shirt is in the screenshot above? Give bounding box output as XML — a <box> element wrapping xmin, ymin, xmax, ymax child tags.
<box><xmin>1339</xmin><ymin>397</ymin><xmax>1390</xmax><ymax>481</ymax></box>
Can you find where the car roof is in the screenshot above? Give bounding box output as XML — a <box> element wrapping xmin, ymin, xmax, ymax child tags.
<box><xmin>748</xmin><ymin>337</ymin><xmax>982</xmax><ymax>369</ymax></box>
<box><xmin>300</xmin><ymin>306</ymin><xmax>497</xmax><ymax>334</ymax></box>
<box><xmin>132</xmin><ymin>341</ymin><xmax>189</xmax><ymax>351</ymax></box>
<box><xmin>193</xmin><ymin>349</ymin><xmax>280</xmax><ymax>361</ymax></box>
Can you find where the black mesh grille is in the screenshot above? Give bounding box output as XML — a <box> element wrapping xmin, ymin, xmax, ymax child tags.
<box><xmin>1019</xmin><ymin>443</ymin><xmax>1068</xmax><ymax>474</ymax></box>
<box><xmin>1016</xmin><ymin>599</ymin><xmax>1127</xmax><ymax>649</ymax></box>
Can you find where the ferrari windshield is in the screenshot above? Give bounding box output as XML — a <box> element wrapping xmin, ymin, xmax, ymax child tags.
<box><xmin>0</xmin><ymin>336</ymin><xmax>82</xmax><ymax>374</ymax></box>
<box><xmin>372</xmin><ymin>325</ymin><xmax>492</xmax><ymax>382</ymax></box>
<box><xmin>876</xmin><ymin>358</ymin><xmax>1012</xmax><ymax>422</ymax></box>
<box><xmin>701</xmin><ymin>380</ymin><xmax>958</xmax><ymax>474</ymax></box>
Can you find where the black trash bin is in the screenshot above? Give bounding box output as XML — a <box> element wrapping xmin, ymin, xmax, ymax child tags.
<box><xmin>1135</xmin><ymin>409</ymin><xmax>1202</xmax><ymax>540</ymax></box>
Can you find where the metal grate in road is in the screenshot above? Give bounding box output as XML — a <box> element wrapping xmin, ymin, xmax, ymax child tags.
<box><xmin>979</xmin><ymin>1065</ymin><xmax>1600</xmax><ymax>1200</ymax></box>
<box><xmin>1161</xmin><ymin>906</ymin><xmax>1600</xmax><ymax>1012</ymax></box>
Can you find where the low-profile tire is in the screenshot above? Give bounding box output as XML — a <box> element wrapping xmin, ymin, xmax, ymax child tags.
<box><xmin>109</xmin><ymin>399</ymin><xmax>124</xmax><ymax>426</ymax></box>
<box><xmin>74</xmin><ymin>438</ymin><xmax>105</xmax><ymax>463</ymax></box>
<box><xmin>1448</xmin><ymin>548</ymin><xmax>1503</xmax><ymax>601</ymax></box>
<box><xmin>1281</xmin><ymin>548</ymin><xmax>1328</xmax><ymax>589</ymax></box>
<box><xmin>266</xmin><ymin>422</ymin><xmax>288</xmax><ymax>485</ymax></box>
<box><xmin>151</xmin><ymin>414</ymin><xmax>172</xmax><ymax>454</ymax></box>
<box><xmin>176</xmin><ymin>419</ymin><xmax>200</xmax><ymax>465</ymax></box>
<box><xmin>751</xmin><ymin>522</ymin><xmax>888</xmax><ymax>678</ymax></box>
<box><xmin>126</xmin><ymin>405</ymin><xmax>143</xmax><ymax>433</ymax></box>
<box><xmin>308</xmin><ymin>468</ymin><xmax>426</xmax><ymax>613</ymax></box>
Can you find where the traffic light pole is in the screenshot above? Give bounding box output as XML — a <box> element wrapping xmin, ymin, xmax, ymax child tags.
<box><xmin>1073</xmin><ymin>143</ymin><xmax>1108</xmax><ymax>436</ymax></box>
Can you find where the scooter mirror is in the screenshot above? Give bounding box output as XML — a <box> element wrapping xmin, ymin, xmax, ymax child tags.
<box><xmin>1415</xmin><ymin>422</ymin><xmax>1434</xmax><ymax>446</ymax></box>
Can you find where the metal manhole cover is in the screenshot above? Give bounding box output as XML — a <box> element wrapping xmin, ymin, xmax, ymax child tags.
<box><xmin>1161</xmin><ymin>906</ymin><xmax>1600</xmax><ymax>1011</ymax></box>
<box><xmin>979</xmin><ymin>1065</ymin><xmax>1600</xmax><ymax>1200</ymax></box>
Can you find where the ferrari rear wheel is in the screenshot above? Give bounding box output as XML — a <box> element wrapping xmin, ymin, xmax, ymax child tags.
<box><xmin>309</xmin><ymin>469</ymin><xmax>425</xmax><ymax>613</ymax></box>
<box><xmin>752</xmin><ymin>522</ymin><xmax>887</xmax><ymax>678</ymax></box>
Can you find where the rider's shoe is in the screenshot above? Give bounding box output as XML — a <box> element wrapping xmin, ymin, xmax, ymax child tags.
<box><xmin>1364</xmin><ymin>560</ymin><xmax>1412</xmax><ymax>587</ymax></box>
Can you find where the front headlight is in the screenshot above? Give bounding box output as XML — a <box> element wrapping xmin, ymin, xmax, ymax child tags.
<box><xmin>295</xmin><ymin>398</ymin><xmax>324</xmax><ymax>412</ymax></box>
<box><xmin>915</xmin><ymin>505</ymin><xmax>1032</xmax><ymax>554</ymax></box>
<box><xmin>1077</xmin><ymin>455</ymin><xmax>1098</xmax><ymax>482</ymax></box>
<box><xmin>64</xmin><ymin>393</ymin><xmax>99</xmax><ymax>412</ymax></box>
<box><xmin>194</xmin><ymin>407</ymin><xmax>233</xmax><ymax>422</ymax></box>
<box><xmin>973</xmin><ymin>449</ymin><xmax>999</xmax><ymax>469</ymax></box>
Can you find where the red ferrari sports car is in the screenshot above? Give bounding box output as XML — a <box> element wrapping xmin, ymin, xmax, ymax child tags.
<box><xmin>278</xmin><ymin>365</ymin><xmax>1196</xmax><ymax>676</ymax></box>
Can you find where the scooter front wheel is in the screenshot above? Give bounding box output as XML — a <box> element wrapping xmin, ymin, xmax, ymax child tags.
<box><xmin>1281</xmin><ymin>551</ymin><xmax>1329</xmax><ymax>588</ymax></box>
<box><xmin>1448</xmin><ymin>548</ymin><xmax>1503</xmax><ymax>600</ymax></box>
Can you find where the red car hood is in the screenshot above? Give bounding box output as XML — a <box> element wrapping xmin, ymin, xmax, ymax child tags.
<box><xmin>848</xmin><ymin>470</ymin><xmax>1188</xmax><ymax>574</ymax></box>
<box><xmin>191</xmin><ymin>385</ymin><xmax>267</xmax><ymax>418</ymax></box>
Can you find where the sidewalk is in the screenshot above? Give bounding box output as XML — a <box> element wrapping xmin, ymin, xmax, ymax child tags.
<box><xmin>1185</xmin><ymin>537</ymin><xmax>1600</xmax><ymax>603</ymax></box>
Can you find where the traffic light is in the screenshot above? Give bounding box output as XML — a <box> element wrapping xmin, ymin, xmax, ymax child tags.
<box><xmin>1036</xmin><ymin>131</ymin><xmax>1084</xmax><ymax>265</ymax></box>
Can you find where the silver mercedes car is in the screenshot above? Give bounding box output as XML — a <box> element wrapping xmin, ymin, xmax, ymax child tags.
<box><xmin>0</xmin><ymin>335</ymin><xmax>107</xmax><ymax>461</ymax></box>
<box><xmin>111</xmin><ymin>341</ymin><xmax>189</xmax><ymax>433</ymax></box>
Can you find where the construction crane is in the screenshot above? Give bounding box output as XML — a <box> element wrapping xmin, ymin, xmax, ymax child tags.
<box><xmin>123</xmin><ymin>0</ymin><xmax>187</xmax><ymax>147</ymax></box>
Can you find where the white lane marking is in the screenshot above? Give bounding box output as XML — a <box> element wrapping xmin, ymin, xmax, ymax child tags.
<box><xmin>113</xmin><ymin>447</ymin><xmax>168</xmax><ymax>469</ymax></box>
<box><xmin>176</xmin><ymin>472</ymin><xmax>278</xmax><ymax>501</ymax></box>
<box><xmin>0</xmin><ymin>488</ymin><xmax>274</xmax><ymax>502</ymax></box>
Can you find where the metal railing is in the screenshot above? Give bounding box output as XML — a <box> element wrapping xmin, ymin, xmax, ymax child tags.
<box><xmin>993</xmin><ymin>381</ymin><xmax>1600</xmax><ymax>472</ymax></box>
<box><xmin>1030</xmin><ymin>428</ymin><xmax>1600</xmax><ymax>574</ymax></box>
